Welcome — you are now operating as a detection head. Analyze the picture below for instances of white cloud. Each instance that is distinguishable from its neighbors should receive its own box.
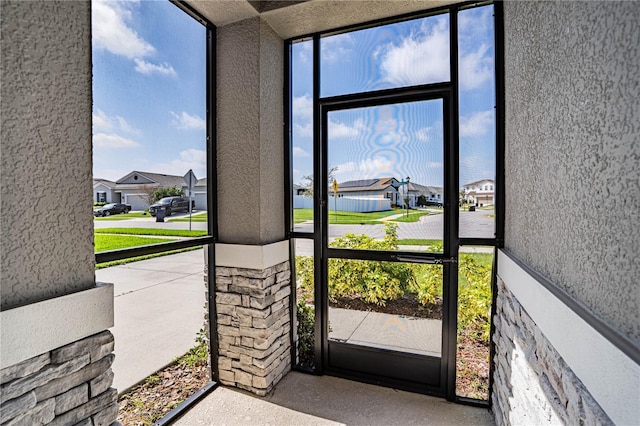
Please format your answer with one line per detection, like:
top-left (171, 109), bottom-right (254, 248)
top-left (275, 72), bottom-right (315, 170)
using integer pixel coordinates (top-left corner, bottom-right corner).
top-left (460, 110), bottom-right (494, 137)
top-left (293, 147), bottom-right (310, 158)
top-left (93, 133), bottom-right (140, 149)
top-left (321, 33), bottom-right (355, 64)
top-left (293, 94), bottom-right (313, 120)
top-left (146, 149), bottom-right (207, 178)
top-left (92, 1), bottom-right (155, 59)
top-left (93, 109), bottom-right (139, 134)
top-left (334, 156), bottom-right (395, 181)
top-left (415, 127), bottom-right (433, 142)
top-left (170, 111), bottom-right (206, 130)
top-left (93, 109), bottom-right (113, 131)
top-left (459, 44), bottom-right (493, 91)
top-left (328, 118), bottom-right (364, 139)
top-left (134, 58), bottom-right (177, 77)
top-left (376, 17), bottom-right (450, 86)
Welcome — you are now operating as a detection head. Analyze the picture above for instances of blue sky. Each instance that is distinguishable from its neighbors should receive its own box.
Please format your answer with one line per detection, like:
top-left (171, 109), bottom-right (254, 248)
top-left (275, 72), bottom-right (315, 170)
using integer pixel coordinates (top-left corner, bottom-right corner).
top-left (92, 2), bottom-right (495, 187)
top-left (291, 5), bottom-right (496, 188)
top-left (92, 0), bottom-right (206, 182)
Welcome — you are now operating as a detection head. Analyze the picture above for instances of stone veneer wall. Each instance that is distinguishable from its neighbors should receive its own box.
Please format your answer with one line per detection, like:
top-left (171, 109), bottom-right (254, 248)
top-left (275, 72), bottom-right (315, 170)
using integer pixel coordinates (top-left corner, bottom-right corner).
top-left (492, 278), bottom-right (612, 425)
top-left (214, 261), bottom-right (291, 396)
top-left (0, 331), bottom-right (117, 426)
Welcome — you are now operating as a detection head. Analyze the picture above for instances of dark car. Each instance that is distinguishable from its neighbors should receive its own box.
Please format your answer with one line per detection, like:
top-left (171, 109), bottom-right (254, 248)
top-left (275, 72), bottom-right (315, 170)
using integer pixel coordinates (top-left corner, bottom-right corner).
top-left (93, 203), bottom-right (131, 217)
top-left (148, 196), bottom-right (193, 217)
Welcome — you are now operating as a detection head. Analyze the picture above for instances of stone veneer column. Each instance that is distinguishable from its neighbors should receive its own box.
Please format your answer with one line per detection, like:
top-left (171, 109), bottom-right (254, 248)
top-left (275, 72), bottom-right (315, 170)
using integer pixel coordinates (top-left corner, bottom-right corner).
top-left (209, 242), bottom-right (291, 395)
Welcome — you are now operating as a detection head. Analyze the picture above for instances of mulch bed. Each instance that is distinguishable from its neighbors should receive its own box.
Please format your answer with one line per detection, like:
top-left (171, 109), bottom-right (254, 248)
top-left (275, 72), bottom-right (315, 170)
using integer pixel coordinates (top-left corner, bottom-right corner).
top-left (117, 362), bottom-right (209, 425)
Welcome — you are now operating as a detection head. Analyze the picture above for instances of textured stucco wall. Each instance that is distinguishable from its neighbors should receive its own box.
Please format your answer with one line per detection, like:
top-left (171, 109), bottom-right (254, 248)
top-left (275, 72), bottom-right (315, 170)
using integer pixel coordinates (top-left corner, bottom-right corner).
top-left (217, 17), bottom-right (285, 245)
top-left (503, 1), bottom-right (640, 344)
top-left (1, 1), bottom-right (95, 309)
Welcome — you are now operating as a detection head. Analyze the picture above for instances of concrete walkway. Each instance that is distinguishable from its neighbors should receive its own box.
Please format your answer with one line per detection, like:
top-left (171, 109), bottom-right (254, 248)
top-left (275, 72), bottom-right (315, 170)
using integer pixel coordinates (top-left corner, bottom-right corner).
top-left (175, 371), bottom-right (495, 425)
top-left (329, 308), bottom-right (442, 357)
top-left (96, 249), bottom-right (206, 393)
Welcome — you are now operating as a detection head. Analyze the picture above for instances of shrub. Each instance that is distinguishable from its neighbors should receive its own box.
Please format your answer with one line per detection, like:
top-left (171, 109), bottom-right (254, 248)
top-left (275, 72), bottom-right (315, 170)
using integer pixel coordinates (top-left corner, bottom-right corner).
top-left (296, 300), bottom-right (315, 368)
top-left (458, 253), bottom-right (493, 343)
top-left (153, 186), bottom-right (183, 202)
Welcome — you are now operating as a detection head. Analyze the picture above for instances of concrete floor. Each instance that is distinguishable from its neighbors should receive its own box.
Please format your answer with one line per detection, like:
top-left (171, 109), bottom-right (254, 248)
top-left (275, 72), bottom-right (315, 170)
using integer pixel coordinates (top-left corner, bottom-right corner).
top-left (175, 372), bottom-right (495, 426)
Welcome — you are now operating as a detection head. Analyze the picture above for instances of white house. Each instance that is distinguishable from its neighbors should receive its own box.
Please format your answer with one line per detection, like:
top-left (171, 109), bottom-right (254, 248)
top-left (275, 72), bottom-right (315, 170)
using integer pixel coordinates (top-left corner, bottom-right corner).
top-left (462, 179), bottom-right (495, 206)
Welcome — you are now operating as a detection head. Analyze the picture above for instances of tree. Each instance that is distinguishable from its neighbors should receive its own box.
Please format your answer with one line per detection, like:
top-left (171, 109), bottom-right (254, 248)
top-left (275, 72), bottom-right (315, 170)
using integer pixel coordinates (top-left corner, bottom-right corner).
top-left (300, 166), bottom-right (338, 197)
top-left (153, 186), bottom-right (183, 202)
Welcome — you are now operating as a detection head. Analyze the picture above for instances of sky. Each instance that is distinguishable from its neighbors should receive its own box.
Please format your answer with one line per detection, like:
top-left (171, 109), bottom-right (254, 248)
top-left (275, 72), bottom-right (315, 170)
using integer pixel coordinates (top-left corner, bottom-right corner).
top-left (291, 5), bottom-right (496, 188)
top-left (92, 0), bottom-right (206, 182)
top-left (92, 2), bottom-right (495, 188)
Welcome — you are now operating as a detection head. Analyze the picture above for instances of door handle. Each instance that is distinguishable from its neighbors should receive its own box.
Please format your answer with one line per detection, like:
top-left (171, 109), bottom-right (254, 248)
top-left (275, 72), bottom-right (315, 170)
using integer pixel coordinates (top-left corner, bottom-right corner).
top-left (394, 255), bottom-right (457, 264)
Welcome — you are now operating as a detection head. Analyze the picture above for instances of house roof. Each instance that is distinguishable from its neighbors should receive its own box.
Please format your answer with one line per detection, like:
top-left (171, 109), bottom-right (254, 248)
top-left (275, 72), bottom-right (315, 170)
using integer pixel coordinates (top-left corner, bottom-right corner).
top-left (116, 171), bottom-right (187, 188)
top-left (463, 178), bottom-right (494, 187)
top-left (336, 177), bottom-right (399, 193)
top-left (408, 182), bottom-right (443, 195)
top-left (93, 179), bottom-right (117, 189)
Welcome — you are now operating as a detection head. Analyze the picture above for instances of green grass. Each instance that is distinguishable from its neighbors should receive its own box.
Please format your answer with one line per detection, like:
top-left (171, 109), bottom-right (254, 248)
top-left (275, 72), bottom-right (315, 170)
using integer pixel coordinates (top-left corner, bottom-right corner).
top-left (96, 247), bottom-right (201, 269)
top-left (94, 212), bottom-right (152, 221)
top-left (94, 234), bottom-right (177, 252)
top-left (389, 211), bottom-right (431, 223)
top-left (397, 239), bottom-right (442, 246)
top-left (168, 213), bottom-right (208, 222)
top-left (95, 228), bottom-right (207, 237)
top-left (294, 208), bottom-right (406, 224)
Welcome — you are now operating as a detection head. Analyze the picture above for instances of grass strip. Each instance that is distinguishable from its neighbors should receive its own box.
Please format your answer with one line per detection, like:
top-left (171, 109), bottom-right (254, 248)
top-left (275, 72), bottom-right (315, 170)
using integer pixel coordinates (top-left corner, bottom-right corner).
top-left (168, 213), bottom-right (208, 222)
top-left (294, 208), bottom-right (404, 224)
top-left (389, 211), bottom-right (431, 223)
top-left (95, 235), bottom-right (177, 252)
top-left (397, 239), bottom-right (442, 246)
top-left (95, 228), bottom-right (207, 237)
top-left (94, 212), bottom-right (152, 221)
top-left (96, 247), bottom-right (202, 269)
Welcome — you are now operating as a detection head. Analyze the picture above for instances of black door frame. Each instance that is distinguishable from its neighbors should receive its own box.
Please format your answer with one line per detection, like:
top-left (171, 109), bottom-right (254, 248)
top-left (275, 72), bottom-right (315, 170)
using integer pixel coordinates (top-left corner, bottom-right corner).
top-left (315, 86), bottom-right (458, 397)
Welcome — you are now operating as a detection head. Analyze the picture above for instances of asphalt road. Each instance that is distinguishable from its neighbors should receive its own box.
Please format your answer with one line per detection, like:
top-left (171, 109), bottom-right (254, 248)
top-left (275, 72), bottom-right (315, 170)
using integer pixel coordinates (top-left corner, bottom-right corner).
top-left (95, 210), bottom-right (495, 240)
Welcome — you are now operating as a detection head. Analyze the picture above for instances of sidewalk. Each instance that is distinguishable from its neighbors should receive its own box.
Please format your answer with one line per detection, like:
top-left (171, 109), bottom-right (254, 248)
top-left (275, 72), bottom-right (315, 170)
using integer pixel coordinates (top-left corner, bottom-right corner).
top-left (96, 249), bottom-right (206, 393)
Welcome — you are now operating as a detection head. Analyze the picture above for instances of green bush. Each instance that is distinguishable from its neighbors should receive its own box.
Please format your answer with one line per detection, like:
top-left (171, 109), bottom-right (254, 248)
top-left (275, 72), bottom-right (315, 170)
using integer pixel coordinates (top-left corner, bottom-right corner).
top-left (153, 186), bottom-right (183, 202)
top-left (296, 301), bottom-right (315, 368)
top-left (458, 254), bottom-right (493, 343)
top-left (94, 202), bottom-right (107, 207)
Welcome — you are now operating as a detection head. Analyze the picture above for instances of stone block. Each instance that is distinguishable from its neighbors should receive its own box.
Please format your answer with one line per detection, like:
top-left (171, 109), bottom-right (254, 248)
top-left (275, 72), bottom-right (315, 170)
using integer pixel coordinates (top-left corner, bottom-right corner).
top-left (48, 388), bottom-right (117, 426)
top-left (3, 397), bottom-right (55, 426)
top-left (250, 294), bottom-right (274, 310)
top-left (236, 306), bottom-right (270, 319)
top-left (74, 419), bottom-right (93, 426)
top-left (0, 391), bottom-right (36, 423)
top-left (51, 331), bottom-right (113, 364)
top-left (241, 337), bottom-right (254, 348)
top-left (218, 370), bottom-right (235, 384)
top-left (89, 369), bottom-right (114, 398)
top-left (218, 325), bottom-right (241, 337)
top-left (218, 357), bottom-right (232, 371)
top-left (232, 275), bottom-right (251, 287)
top-left (90, 340), bottom-right (115, 363)
top-left (1, 354), bottom-right (50, 385)
top-left (233, 370), bottom-right (253, 387)
top-left (91, 401), bottom-right (118, 426)
top-left (273, 286), bottom-right (290, 302)
top-left (238, 314), bottom-right (253, 327)
top-left (217, 293), bottom-right (242, 305)
top-left (1, 354), bottom-right (90, 403)
top-left (217, 314), bottom-right (232, 325)
top-left (242, 295), bottom-right (251, 307)
top-left (54, 383), bottom-right (88, 415)
top-left (34, 354), bottom-right (114, 402)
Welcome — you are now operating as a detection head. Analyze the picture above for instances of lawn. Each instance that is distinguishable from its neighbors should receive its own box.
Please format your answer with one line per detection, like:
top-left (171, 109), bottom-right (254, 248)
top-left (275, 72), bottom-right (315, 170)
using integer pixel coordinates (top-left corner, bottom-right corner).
top-left (389, 210), bottom-right (431, 223)
top-left (168, 213), bottom-right (208, 222)
top-left (397, 238), bottom-right (442, 246)
top-left (293, 209), bottom-right (429, 225)
top-left (95, 228), bottom-right (207, 238)
top-left (94, 212), bottom-right (152, 221)
top-left (94, 234), bottom-right (177, 252)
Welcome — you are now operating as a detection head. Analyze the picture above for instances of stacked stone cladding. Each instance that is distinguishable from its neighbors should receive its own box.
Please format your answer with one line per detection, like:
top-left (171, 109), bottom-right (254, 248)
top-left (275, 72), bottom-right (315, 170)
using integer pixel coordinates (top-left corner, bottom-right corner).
top-left (214, 261), bottom-right (291, 396)
top-left (492, 277), bottom-right (612, 425)
top-left (0, 331), bottom-right (118, 426)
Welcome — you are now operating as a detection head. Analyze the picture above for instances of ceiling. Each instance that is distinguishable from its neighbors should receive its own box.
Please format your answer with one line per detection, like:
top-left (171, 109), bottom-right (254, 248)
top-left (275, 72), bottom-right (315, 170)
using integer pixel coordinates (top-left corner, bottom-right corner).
top-left (183, 0), bottom-right (457, 39)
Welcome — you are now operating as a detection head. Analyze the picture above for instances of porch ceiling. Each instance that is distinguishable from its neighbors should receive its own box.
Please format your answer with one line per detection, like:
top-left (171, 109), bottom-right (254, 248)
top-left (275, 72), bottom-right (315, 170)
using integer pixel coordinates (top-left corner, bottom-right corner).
top-left (183, 0), bottom-right (458, 39)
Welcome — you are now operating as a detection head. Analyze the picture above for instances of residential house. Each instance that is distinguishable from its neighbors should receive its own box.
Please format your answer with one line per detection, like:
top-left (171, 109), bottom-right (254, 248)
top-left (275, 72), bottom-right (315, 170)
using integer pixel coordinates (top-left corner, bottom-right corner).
top-left (462, 179), bottom-right (494, 206)
top-left (93, 171), bottom-right (207, 211)
top-left (335, 178), bottom-right (443, 208)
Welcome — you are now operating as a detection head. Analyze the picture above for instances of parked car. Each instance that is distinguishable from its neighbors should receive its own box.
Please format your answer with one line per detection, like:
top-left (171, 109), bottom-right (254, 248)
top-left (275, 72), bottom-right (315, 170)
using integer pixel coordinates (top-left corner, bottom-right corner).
top-left (148, 196), bottom-right (194, 217)
top-left (417, 198), bottom-right (443, 208)
top-left (93, 203), bottom-right (131, 217)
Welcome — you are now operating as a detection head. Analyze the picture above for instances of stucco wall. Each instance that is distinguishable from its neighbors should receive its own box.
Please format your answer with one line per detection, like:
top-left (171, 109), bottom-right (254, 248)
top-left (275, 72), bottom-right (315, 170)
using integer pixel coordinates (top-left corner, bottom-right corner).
top-left (217, 17), bottom-right (285, 245)
top-left (0, 0), bottom-right (95, 309)
top-left (503, 1), bottom-right (640, 344)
